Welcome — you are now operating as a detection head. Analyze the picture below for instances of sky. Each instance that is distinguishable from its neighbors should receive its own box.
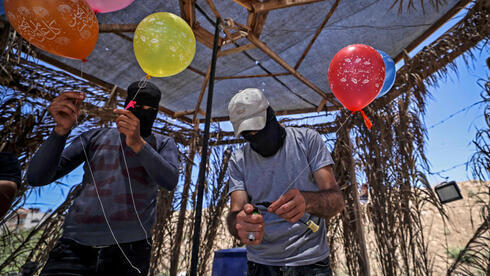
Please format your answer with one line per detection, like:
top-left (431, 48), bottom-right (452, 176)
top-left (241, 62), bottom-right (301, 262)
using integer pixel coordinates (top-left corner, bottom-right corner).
top-left (408, 6), bottom-right (488, 185)
top-left (17, 4), bottom-right (489, 212)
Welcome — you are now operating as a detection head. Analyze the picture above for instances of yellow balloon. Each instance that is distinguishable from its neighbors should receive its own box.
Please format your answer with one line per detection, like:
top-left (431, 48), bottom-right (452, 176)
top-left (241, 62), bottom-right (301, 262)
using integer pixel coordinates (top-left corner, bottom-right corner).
top-left (133, 12), bottom-right (196, 77)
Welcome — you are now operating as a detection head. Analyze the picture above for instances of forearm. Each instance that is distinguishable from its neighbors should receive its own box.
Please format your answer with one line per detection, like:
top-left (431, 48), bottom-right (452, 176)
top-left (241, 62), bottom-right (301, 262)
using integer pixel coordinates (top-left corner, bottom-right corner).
top-left (27, 132), bottom-right (68, 186)
top-left (301, 189), bottom-right (344, 219)
top-left (0, 181), bottom-right (17, 218)
top-left (135, 143), bottom-right (178, 190)
top-left (226, 210), bottom-right (240, 240)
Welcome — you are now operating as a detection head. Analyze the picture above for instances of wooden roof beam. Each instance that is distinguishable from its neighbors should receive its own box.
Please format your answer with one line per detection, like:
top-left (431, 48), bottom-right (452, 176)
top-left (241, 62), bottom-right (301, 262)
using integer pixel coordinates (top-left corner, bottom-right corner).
top-left (187, 66), bottom-right (207, 76)
top-left (206, 0), bottom-right (223, 20)
top-left (192, 63), bottom-right (213, 127)
top-left (246, 11), bottom-right (255, 27)
top-left (199, 105), bottom-right (339, 123)
top-left (174, 110), bottom-right (195, 118)
top-left (180, 0), bottom-right (196, 27)
top-left (246, 10), bottom-right (269, 38)
top-left (251, 11), bottom-right (268, 38)
top-left (215, 72), bottom-right (290, 80)
top-left (193, 23), bottom-right (223, 49)
top-left (36, 52), bottom-right (128, 97)
top-left (244, 7), bottom-right (268, 39)
top-left (232, 0), bottom-right (254, 11)
top-left (247, 34), bottom-right (339, 108)
top-left (253, 0), bottom-right (326, 12)
top-left (217, 43), bottom-right (255, 56)
top-left (393, 0), bottom-right (472, 63)
top-left (295, 0), bottom-right (340, 70)
top-left (33, 53), bottom-right (193, 125)
top-left (99, 23), bottom-right (137, 33)
top-left (113, 32), bottom-right (133, 42)
top-left (174, 109), bottom-right (205, 118)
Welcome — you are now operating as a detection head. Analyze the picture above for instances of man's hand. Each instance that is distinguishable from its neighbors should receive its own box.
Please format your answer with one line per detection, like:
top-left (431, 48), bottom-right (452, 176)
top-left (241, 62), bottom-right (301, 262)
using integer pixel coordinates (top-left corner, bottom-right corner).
top-left (114, 109), bottom-right (146, 153)
top-left (49, 92), bottom-right (85, 136)
top-left (235, 203), bottom-right (265, 245)
top-left (0, 180), bottom-right (17, 219)
top-left (268, 188), bottom-right (306, 223)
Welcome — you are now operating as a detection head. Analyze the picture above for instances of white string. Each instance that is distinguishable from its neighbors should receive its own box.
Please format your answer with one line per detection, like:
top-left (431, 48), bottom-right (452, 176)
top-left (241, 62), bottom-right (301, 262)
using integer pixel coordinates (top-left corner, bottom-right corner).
top-left (256, 113), bottom-right (353, 238)
top-left (115, 76), bottom-right (153, 246)
top-left (73, 64), bottom-right (145, 273)
top-left (125, 77), bottom-right (148, 109)
top-left (118, 134), bottom-right (151, 246)
top-left (75, 118), bottom-right (142, 275)
top-left (117, 75), bottom-right (153, 243)
top-left (279, 112), bottom-right (353, 197)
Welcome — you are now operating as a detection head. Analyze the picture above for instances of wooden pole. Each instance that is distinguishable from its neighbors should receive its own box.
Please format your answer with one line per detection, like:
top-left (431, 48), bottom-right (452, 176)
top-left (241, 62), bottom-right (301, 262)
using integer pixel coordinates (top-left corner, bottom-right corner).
top-left (169, 135), bottom-right (198, 276)
top-left (342, 125), bottom-right (371, 276)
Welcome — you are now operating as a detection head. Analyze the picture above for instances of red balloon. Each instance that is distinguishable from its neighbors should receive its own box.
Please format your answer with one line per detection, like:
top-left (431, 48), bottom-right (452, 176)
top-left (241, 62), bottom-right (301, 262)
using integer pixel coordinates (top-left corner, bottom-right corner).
top-left (328, 44), bottom-right (385, 112)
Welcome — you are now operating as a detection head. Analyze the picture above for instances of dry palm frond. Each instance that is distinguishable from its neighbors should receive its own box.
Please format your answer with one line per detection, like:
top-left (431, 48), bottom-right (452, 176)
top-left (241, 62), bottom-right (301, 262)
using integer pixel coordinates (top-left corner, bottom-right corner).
top-left (390, 0), bottom-right (446, 14)
top-left (447, 187), bottom-right (489, 275)
top-left (447, 76), bottom-right (489, 276)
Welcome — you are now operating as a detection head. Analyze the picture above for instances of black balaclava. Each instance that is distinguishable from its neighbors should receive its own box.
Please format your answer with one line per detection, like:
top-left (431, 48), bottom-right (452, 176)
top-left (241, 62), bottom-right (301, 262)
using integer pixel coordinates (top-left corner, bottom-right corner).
top-left (0, 152), bottom-right (21, 188)
top-left (125, 81), bottom-right (161, 138)
top-left (242, 106), bottom-right (286, 157)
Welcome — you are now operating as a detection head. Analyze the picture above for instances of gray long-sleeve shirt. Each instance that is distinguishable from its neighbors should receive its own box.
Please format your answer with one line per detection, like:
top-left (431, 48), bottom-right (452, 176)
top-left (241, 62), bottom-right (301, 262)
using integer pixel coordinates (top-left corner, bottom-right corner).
top-left (27, 128), bottom-right (179, 246)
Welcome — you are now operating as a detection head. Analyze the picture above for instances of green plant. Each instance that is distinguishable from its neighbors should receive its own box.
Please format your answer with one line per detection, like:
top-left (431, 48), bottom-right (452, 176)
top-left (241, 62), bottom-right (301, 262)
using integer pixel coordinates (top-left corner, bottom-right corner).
top-left (447, 247), bottom-right (474, 264)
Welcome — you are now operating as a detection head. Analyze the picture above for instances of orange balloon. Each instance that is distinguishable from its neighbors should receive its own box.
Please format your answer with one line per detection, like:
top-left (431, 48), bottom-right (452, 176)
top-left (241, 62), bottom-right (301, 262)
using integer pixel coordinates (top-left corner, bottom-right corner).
top-left (4, 0), bottom-right (99, 60)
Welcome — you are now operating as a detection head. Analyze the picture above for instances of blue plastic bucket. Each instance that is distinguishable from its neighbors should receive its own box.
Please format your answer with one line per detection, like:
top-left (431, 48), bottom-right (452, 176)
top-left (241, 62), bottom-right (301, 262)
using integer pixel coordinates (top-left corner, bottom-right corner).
top-left (212, 247), bottom-right (247, 276)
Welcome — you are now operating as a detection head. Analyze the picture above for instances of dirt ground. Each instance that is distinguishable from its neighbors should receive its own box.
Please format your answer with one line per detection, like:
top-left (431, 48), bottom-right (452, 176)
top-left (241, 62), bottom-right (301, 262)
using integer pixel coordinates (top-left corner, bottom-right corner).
top-left (334, 180), bottom-right (489, 275)
top-left (169, 181), bottom-right (488, 275)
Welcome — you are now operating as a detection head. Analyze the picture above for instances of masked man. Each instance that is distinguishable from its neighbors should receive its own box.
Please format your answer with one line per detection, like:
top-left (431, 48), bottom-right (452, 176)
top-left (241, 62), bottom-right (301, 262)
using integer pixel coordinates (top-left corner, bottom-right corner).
top-left (27, 82), bottom-right (179, 275)
top-left (226, 88), bottom-right (344, 276)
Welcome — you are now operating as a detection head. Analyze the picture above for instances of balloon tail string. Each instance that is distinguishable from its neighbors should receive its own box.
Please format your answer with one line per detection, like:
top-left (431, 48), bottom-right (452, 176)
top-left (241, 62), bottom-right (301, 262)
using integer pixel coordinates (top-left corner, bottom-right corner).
top-left (360, 110), bottom-right (372, 129)
top-left (124, 75), bottom-right (149, 110)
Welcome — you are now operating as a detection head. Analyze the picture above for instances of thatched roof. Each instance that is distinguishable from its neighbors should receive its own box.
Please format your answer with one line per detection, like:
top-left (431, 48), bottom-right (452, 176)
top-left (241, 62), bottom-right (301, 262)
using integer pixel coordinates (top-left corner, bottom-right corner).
top-left (8, 0), bottom-right (469, 122)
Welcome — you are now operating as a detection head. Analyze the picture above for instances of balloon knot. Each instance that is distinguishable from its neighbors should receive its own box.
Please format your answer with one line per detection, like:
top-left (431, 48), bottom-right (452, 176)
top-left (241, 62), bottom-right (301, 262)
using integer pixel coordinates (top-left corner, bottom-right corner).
top-left (145, 74), bottom-right (151, 80)
top-left (360, 110), bottom-right (372, 130)
top-left (82, 58), bottom-right (88, 63)
top-left (93, 9), bottom-right (100, 14)
top-left (125, 100), bottom-right (137, 110)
